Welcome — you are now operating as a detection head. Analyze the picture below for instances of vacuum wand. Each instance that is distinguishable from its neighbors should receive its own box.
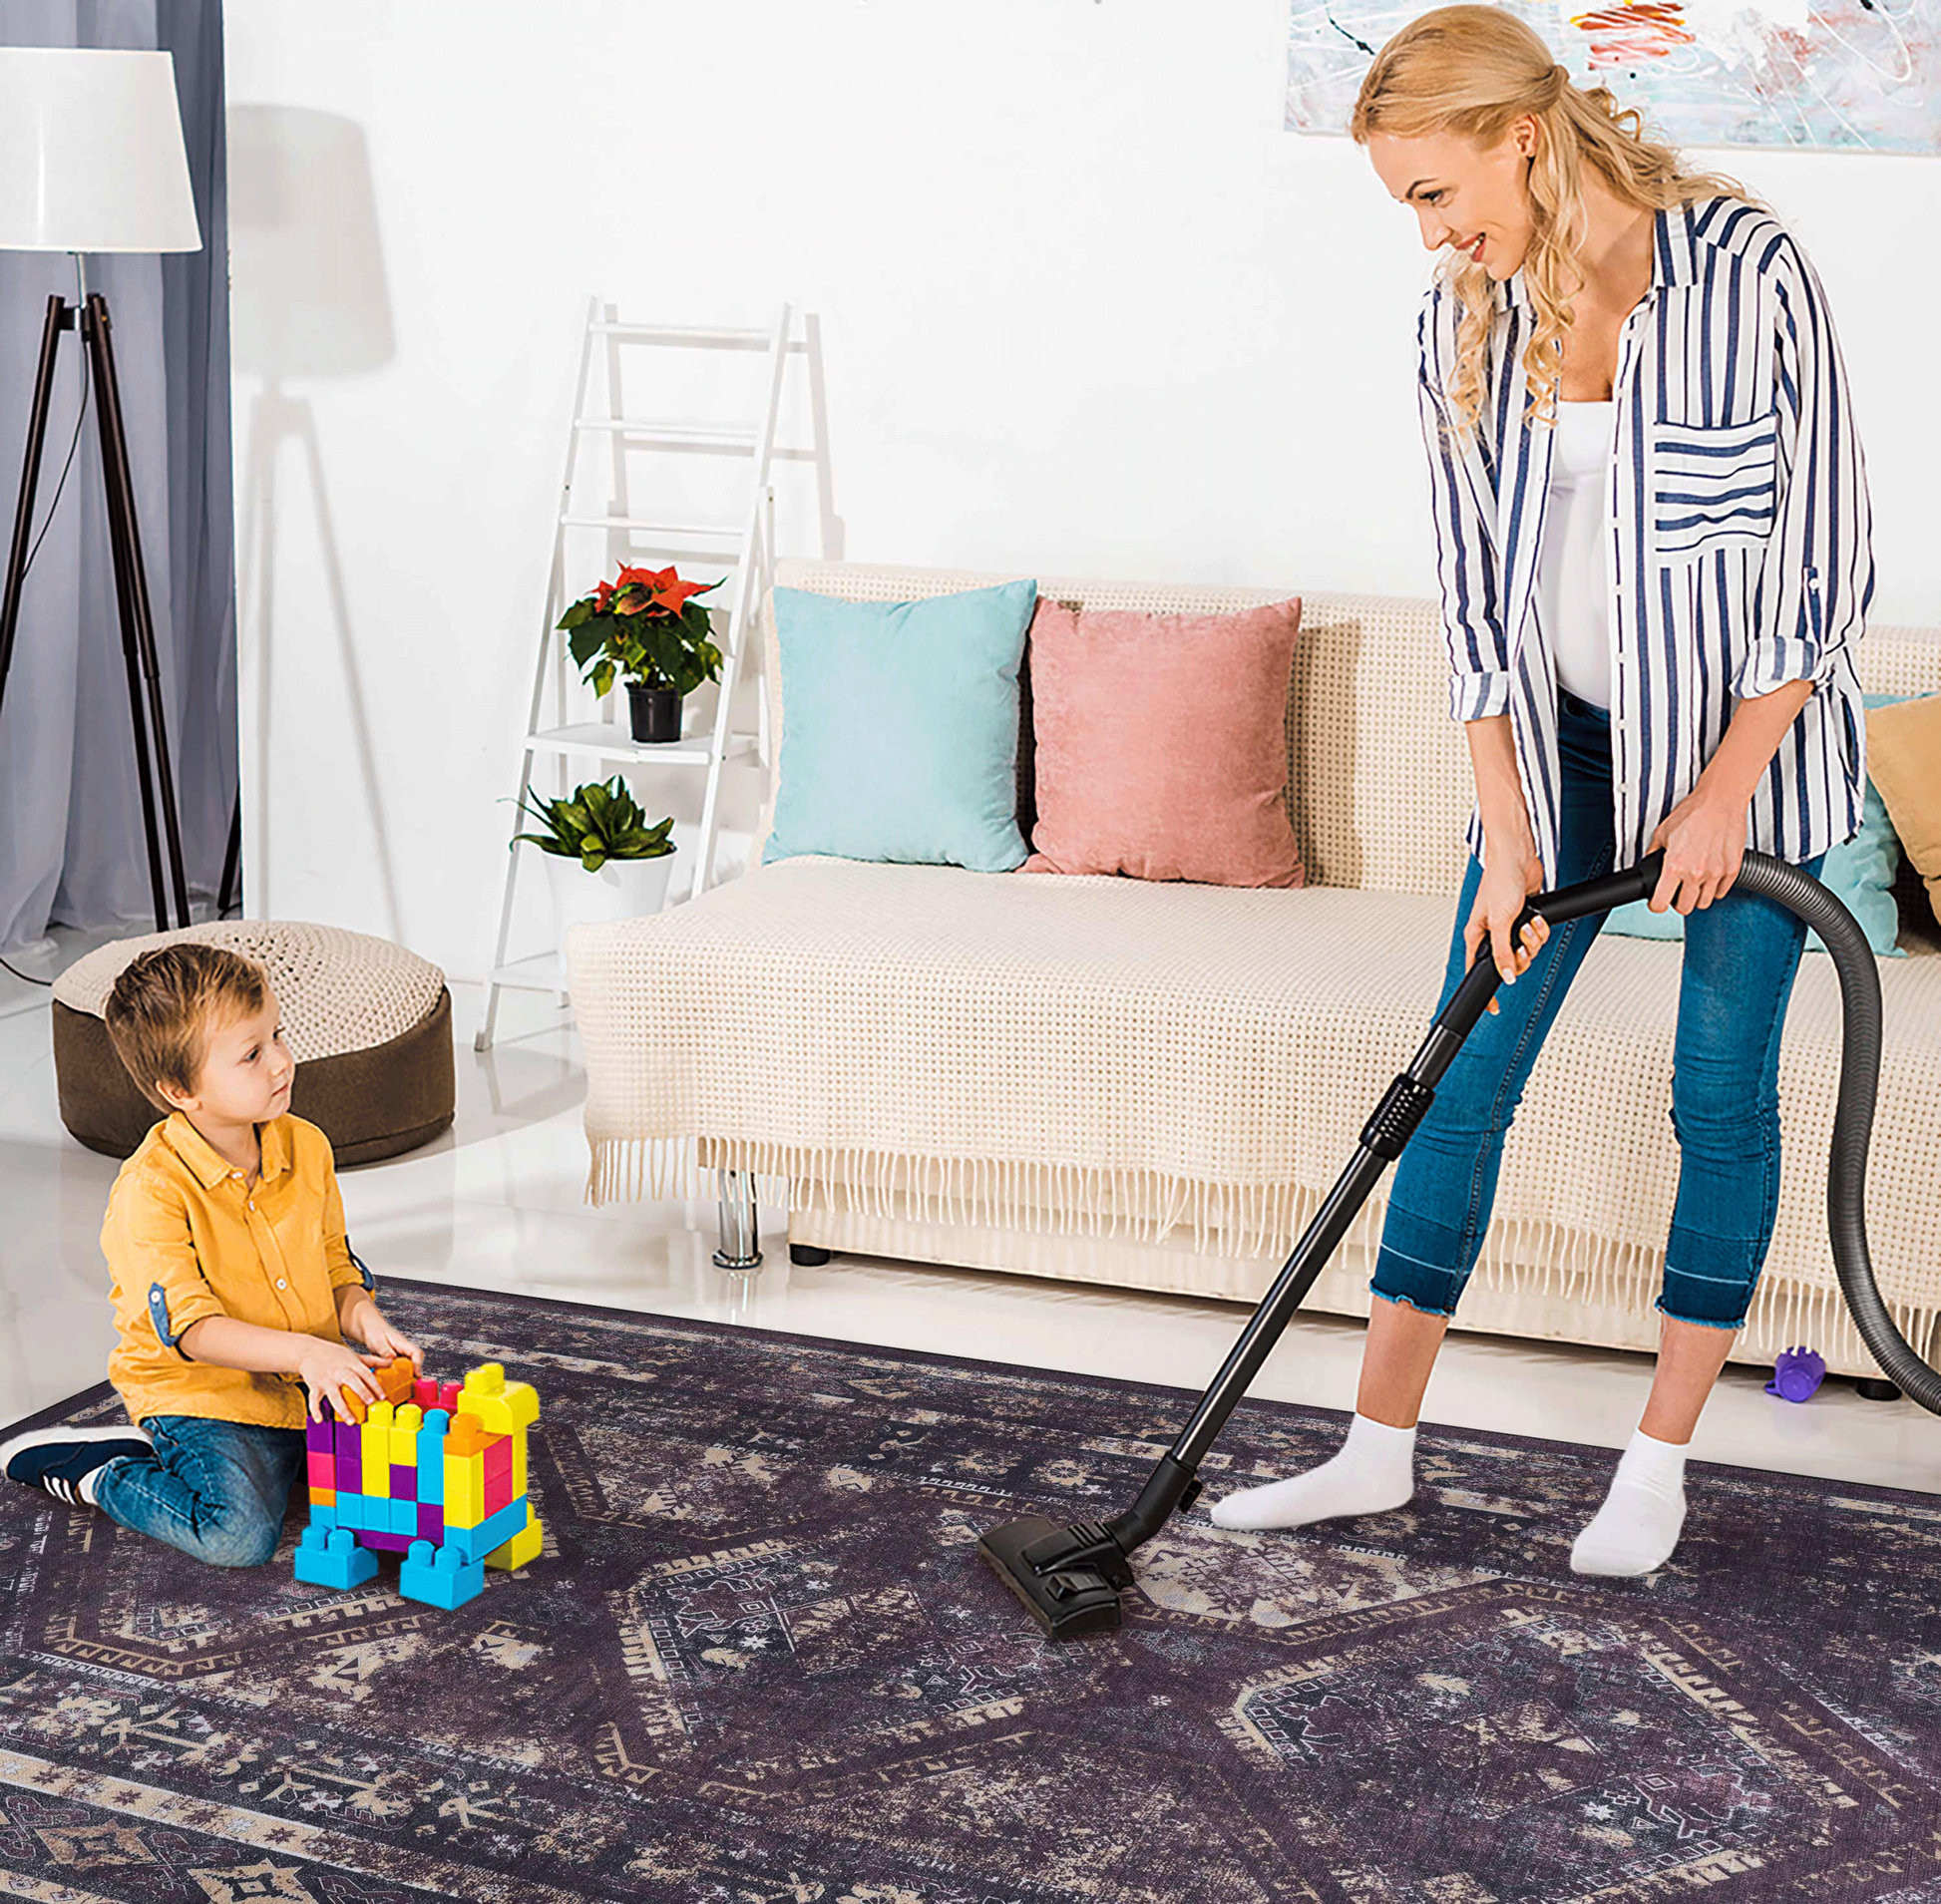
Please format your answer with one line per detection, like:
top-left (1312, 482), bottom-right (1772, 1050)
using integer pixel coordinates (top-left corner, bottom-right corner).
top-left (980, 846), bottom-right (1920, 1639)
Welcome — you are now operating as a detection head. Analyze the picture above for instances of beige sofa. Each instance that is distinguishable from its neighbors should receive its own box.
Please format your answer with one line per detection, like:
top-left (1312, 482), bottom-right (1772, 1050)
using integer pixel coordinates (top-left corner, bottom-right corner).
top-left (566, 560), bottom-right (1941, 1382)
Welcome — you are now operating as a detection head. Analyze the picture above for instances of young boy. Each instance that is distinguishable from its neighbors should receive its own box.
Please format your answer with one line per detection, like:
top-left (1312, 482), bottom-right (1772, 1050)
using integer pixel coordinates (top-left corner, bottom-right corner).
top-left (0, 942), bottom-right (423, 1566)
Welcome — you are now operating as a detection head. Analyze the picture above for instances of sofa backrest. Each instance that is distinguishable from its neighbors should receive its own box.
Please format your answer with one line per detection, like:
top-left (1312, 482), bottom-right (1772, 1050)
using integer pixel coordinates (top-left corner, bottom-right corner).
top-left (753, 561), bottom-right (1941, 918)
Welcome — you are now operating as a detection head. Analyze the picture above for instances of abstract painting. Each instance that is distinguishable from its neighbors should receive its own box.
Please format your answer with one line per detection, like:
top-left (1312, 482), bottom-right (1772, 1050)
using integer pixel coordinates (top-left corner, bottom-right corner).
top-left (1288, 0), bottom-right (1940, 152)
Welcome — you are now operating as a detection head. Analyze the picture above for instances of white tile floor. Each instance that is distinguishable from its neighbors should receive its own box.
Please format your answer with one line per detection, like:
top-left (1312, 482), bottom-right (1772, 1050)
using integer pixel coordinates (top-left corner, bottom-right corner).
top-left (3, 922), bottom-right (1936, 1500)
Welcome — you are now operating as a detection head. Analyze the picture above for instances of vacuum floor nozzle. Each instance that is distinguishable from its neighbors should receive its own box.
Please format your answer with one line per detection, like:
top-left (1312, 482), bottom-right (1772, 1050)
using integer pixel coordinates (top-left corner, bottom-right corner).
top-left (977, 1516), bottom-right (1126, 1638)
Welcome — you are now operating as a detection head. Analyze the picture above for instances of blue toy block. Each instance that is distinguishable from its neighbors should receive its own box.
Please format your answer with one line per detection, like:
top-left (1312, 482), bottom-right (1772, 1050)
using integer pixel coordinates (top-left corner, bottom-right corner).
top-left (309, 1502), bottom-right (339, 1529)
top-left (390, 1499), bottom-right (416, 1535)
top-left (448, 1497), bottom-right (530, 1564)
top-left (337, 1493), bottom-right (365, 1531)
top-left (416, 1413), bottom-right (448, 1503)
top-left (398, 1536), bottom-right (485, 1610)
top-left (294, 1524), bottom-right (380, 1592)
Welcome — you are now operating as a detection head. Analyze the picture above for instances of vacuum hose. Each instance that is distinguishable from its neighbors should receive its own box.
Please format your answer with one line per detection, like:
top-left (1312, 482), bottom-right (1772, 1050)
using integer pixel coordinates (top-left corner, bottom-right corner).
top-left (1530, 846), bottom-right (1937, 1413)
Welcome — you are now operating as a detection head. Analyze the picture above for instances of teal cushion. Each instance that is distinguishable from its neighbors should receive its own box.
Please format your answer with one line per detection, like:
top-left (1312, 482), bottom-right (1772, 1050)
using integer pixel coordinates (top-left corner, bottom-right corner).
top-left (761, 578), bottom-right (1037, 873)
top-left (1604, 691), bottom-right (1908, 957)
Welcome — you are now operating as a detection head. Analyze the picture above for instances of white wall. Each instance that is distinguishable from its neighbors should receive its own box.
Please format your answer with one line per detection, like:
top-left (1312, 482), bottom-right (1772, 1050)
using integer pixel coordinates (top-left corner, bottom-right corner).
top-left (225, 1), bottom-right (1941, 993)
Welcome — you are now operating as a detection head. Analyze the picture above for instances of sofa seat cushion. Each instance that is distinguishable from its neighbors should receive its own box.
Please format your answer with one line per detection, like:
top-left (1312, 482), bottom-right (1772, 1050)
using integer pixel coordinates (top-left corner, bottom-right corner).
top-left (52, 921), bottom-right (455, 1166)
top-left (569, 858), bottom-right (1941, 1319)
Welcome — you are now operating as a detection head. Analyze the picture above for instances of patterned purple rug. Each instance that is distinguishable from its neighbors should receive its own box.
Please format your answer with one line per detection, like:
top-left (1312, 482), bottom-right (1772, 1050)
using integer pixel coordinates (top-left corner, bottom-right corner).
top-left (3, 1276), bottom-right (1940, 1903)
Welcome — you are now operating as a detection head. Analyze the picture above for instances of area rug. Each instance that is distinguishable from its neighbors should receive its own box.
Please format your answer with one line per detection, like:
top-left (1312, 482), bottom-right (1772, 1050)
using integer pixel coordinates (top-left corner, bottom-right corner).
top-left (2, 1277), bottom-right (1940, 1903)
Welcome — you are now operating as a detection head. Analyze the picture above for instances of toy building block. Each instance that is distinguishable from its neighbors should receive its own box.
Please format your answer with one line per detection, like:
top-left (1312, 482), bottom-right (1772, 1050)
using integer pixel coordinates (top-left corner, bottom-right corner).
top-left (415, 1412), bottom-right (448, 1503)
top-left (458, 1362), bottom-right (539, 1437)
top-left (486, 1502), bottom-right (544, 1572)
top-left (399, 1537), bottom-right (485, 1610)
top-left (294, 1524), bottom-right (379, 1591)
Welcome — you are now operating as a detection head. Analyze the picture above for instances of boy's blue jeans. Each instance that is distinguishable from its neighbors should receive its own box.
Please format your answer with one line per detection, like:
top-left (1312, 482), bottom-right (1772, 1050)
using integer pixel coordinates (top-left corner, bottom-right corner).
top-left (91, 1414), bottom-right (305, 1567)
top-left (1371, 685), bottom-right (1827, 1333)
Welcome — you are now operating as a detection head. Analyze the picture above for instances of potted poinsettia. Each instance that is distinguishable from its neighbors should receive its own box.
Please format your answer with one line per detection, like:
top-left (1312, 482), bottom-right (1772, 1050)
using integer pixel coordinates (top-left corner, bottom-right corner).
top-left (510, 775), bottom-right (679, 947)
top-left (558, 561), bottom-right (726, 742)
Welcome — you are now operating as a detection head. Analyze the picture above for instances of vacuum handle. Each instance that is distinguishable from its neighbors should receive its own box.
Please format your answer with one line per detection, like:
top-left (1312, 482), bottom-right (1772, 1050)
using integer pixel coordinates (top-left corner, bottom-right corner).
top-left (1470, 847), bottom-right (1665, 969)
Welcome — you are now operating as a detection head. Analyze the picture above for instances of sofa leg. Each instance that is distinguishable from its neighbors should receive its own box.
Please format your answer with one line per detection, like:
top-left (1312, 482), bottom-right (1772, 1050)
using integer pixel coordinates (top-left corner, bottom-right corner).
top-left (1854, 1377), bottom-right (1902, 1402)
top-left (790, 1244), bottom-right (831, 1268)
top-left (713, 1169), bottom-right (761, 1271)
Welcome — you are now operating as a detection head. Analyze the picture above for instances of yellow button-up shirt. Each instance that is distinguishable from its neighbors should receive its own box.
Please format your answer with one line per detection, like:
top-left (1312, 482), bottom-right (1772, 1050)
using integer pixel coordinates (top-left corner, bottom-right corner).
top-left (102, 1111), bottom-right (375, 1431)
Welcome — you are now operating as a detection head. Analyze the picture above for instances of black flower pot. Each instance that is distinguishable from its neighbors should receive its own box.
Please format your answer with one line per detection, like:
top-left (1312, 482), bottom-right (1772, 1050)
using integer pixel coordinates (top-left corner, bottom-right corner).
top-left (626, 683), bottom-right (682, 743)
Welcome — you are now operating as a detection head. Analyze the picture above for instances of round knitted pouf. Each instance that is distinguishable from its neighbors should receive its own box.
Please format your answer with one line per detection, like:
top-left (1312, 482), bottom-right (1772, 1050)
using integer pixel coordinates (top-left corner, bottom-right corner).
top-left (51, 921), bottom-right (455, 1165)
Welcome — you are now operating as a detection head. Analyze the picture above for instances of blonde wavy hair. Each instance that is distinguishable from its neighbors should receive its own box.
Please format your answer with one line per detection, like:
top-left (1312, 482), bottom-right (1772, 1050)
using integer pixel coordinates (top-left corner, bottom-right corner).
top-left (1350, 6), bottom-right (1771, 450)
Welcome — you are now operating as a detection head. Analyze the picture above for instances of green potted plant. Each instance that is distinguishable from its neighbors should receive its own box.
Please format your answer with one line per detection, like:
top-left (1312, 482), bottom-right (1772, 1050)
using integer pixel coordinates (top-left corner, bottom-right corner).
top-left (558, 562), bottom-right (726, 742)
top-left (510, 775), bottom-right (680, 945)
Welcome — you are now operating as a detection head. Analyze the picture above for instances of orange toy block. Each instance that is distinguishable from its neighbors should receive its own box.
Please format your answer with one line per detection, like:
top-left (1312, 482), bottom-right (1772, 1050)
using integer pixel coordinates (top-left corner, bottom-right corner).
top-left (374, 1355), bottom-right (417, 1405)
top-left (445, 1412), bottom-right (489, 1458)
top-left (308, 1487), bottom-right (336, 1506)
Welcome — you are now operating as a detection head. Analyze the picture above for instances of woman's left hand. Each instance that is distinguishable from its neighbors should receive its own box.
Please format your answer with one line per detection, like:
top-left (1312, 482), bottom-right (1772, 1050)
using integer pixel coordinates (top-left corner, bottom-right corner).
top-left (1647, 786), bottom-right (1749, 915)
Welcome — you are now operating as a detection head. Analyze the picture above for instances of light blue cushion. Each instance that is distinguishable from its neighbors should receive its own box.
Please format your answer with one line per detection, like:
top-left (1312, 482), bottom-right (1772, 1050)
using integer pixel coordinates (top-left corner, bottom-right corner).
top-left (761, 578), bottom-right (1037, 873)
top-left (1603, 691), bottom-right (1908, 957)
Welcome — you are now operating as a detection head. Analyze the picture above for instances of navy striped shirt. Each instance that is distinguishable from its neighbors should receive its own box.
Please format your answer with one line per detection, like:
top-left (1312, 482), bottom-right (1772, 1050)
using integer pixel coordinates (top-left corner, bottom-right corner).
top-left (1417, 193), bottom-right (1874, 890)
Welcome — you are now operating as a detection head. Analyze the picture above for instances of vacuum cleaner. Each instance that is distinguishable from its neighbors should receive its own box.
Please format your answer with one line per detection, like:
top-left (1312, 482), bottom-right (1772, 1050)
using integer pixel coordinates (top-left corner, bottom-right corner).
top-left (980, 846), bottom-right (1937, 1639)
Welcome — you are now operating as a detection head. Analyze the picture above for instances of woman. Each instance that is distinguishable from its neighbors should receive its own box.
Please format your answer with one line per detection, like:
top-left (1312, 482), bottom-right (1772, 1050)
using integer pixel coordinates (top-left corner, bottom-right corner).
top-left (1212, 6), bottom-right (1874, 1576)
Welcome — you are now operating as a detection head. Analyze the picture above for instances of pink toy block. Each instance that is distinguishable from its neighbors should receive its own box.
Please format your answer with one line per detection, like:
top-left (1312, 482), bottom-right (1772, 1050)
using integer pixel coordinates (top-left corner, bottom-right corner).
top-left (438, 1380), bottom-right (462, 1412)
top-left (482, 1434), bottom-right (512, 1480)
top-left (483, 1466), bottom-right (513, 1516)
top-left (306, 1452), bottom-right (335, 1486)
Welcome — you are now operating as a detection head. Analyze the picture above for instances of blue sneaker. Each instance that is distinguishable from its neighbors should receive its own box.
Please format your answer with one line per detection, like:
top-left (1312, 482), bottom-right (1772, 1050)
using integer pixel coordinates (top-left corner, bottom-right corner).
top-left (0, 1424), bottom-right (153, 1507)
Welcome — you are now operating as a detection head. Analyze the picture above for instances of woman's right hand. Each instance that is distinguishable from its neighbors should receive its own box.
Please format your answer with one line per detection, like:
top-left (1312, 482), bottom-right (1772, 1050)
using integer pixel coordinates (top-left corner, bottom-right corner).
top-left (294, 1337), bottom-right (387, 1422)
top-left (1463, 840), bottom-right (1551, 1015)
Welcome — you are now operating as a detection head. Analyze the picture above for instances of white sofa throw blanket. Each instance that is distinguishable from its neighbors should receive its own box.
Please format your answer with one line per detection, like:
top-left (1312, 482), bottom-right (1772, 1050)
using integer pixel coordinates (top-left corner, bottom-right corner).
top-left (569, 855), bottom-right (1941, 1353)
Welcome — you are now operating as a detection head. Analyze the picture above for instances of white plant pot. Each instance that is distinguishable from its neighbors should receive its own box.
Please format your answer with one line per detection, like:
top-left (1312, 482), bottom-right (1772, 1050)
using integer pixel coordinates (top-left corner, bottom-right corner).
top-left (543, 851), bottom-right (677, 955)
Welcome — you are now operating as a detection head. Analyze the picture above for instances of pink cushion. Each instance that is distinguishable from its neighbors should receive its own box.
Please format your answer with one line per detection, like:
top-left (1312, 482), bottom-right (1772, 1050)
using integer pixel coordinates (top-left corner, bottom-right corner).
top-left (1017, 596), bottom-right (1306, 887)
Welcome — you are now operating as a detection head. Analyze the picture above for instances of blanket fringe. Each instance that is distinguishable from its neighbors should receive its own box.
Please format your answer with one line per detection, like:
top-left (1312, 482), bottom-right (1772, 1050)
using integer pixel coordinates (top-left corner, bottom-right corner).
top-left (582, 1134), bottom-right (1933, 1363)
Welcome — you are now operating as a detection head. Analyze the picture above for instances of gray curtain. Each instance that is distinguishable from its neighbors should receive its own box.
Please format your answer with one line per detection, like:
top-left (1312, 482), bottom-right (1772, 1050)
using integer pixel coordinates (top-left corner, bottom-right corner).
top-left (0, 0), bottom-right (236, 952)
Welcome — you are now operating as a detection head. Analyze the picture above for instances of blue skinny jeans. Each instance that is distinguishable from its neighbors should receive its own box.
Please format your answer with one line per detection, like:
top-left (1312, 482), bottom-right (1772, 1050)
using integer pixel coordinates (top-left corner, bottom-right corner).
top-left (91, 1414), bottom-right (305, 1568)
top-left (1370, 685), bottom-right (1826, 1333)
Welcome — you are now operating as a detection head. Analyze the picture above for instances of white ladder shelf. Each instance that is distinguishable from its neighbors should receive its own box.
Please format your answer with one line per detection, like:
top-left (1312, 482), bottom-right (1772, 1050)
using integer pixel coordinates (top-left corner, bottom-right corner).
top-left (475, 298), bottom-right (833, 1052)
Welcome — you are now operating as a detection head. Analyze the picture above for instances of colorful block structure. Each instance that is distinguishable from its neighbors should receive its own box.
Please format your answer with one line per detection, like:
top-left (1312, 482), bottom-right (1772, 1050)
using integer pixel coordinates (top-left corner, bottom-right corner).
top-left (292, 1355), bottom-right (543, 1609)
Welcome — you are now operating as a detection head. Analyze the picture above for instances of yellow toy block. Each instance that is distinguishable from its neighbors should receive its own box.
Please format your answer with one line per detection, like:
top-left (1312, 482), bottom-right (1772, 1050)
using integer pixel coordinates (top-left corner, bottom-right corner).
top-left (512, 1431), bottom-right (526, 1499)
top-left (444, 1452), bottom-right (484, 1527)
top-left (361, 1403), bottom-right (392, 1496)
top-left (458, 1361), bottom-right (540, 1436)
top-left (390, 1402), bottom-right (422, 1464)
top-left (485, 1504), bottom-right (543, 1572)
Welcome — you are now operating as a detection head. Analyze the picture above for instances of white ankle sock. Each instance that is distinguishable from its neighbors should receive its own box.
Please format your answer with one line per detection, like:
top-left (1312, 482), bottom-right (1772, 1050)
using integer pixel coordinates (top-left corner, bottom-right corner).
top-left (1570, 1427), bottom-right (1688, 1577)
top-left (1210, 1411), bottom-right (1416, 1531)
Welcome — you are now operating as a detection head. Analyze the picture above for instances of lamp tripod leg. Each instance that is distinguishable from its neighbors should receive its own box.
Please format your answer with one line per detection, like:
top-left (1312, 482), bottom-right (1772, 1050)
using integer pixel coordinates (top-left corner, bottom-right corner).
top-left (85, 292), bottom-right (190, 933)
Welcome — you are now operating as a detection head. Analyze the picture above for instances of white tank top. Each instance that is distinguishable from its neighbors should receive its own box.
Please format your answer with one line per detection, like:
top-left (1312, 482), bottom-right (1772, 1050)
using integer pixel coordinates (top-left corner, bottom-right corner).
top-left (1536, 398), bottom-right (1616, 710)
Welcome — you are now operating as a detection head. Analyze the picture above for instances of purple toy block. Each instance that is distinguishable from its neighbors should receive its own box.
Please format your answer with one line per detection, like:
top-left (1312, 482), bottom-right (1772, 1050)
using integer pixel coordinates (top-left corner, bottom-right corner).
top-left (305, 1418), bottom-right (333, 1453)
top-left (390, 1464), bottom-right (418, 1501)
top-left (334, 1455), bottom-right (361, 1492)
top-left (417, 1504), bottom-right (444, 1543)
top-left (333, 1423), bottom-right (360, 1458)
top-left (361, 1530), bottom-right (416, 1553)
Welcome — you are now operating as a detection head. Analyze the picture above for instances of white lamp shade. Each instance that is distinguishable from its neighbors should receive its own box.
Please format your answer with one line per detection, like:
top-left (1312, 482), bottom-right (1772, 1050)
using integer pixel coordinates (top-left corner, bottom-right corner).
top-left (0, 48), bottom-right (200, 252)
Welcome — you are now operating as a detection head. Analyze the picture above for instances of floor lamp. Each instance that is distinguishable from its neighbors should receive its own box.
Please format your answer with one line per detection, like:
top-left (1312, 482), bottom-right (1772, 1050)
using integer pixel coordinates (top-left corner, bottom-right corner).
top-left (0, 48), bottom-right (204, 936)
